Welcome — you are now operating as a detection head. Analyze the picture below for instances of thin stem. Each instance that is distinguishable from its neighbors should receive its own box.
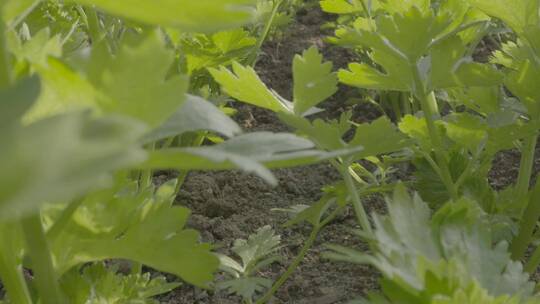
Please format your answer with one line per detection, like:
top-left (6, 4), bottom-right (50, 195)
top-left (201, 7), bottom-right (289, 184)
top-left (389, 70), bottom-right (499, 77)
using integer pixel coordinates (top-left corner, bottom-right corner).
top-left (341, 165), bottom-right (373, 235)
top-left (510, 133), bottom-right (539, 259)
top-left (174, 133), bottom-right (206, 195)
top-left (139, 143), bottom-right (156, 190)
top-left (139, 169), bottom-right (153, 190)
top-left (247, 0), bottom-right (284, 66)
top-left (84, 7), bottom-right (102, 44)
top-left (47, 198), bottom-right (85, 240)
top-left (254, 227), bottom-right (319, 304)
top-left (131, 262), bottom-right (143, 275)
top-left (401, 92), bottom-right (412, 116)
top-left (22, 213), bottom-right (65, 304)
top-left (134, 143), bottom-right (156, 275)
top-left (424, 91), bottom-right (440, 119)
top-left (348, 166), bottom-right (369, 186)
top-left (359, 0), bottom-right (375, 30)
top-left (0, 19), bottom-right (13, 88)
top-left (0, 259), bottom-right (32, 304)
top-left (419, 150), bottom-right (445, 182)
top-left (511, 182), bottom-right (540, 260)
top-left (429, 20), bottom-right (488, 49)
top-left (255, 206), bottom-right (343, 304)
top-left (525, 244), bottom-right (540, 274)
top-left (390, 95), bottom-right (403, 121)
top-left (516, 134), bottom-right (537, 196)
top-left (0, 223), bottom-right (32, 304)
top-left (411, 65), bottom-right (457, 200)
top-left (455, 151), bottom-right (480, 190)
top-left (174, 170), bottom-right (189, 196)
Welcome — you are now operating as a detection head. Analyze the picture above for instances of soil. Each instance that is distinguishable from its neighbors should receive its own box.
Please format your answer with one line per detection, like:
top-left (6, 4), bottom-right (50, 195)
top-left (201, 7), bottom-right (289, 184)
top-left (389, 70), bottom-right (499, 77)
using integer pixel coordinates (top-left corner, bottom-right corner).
top-left (159, 6), bottom-right (539, 304)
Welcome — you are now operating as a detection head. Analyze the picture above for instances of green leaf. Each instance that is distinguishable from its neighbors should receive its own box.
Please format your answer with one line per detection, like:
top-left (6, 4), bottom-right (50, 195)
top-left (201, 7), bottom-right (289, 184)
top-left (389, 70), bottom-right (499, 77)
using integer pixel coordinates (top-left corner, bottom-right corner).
top-left (49, 180), bottom-right (219, 287)
top-left (10, 28), bottom-right (63, 67)
top-left (338, 61), bottom-right (412, 91)
top-left (446, 86), bottom-right (502, 115)
top-left (278, 112), bottom-right (350, 151)
top-left (320, 0), bottom-right (367, 14)
top-left (217, 277), bottom-right (272, 301)
top-left (379, 0), bottom-right (430, 14)
top-left (415, 152), bottom-right (469, 207)
top-left (23, 59), bottom-right (99, 123)
top-left (60, 262), bottom-right (179, 304)
top-left (72, 0), bottom-right (257, 33)
top-left (141, 132), bottom-right (359, 185)
top-left (430, 37), bottom-right (503, 90)
top-left (212, 28), bottom-right (257, 54)
top-left (180, 29), bottom-right (256, 77)
top-left (284, 195), bottom-right (334, 228)
top-left (217, 226), bottom-right (280, 301)
top-left (0, 76), bottom-right (40, 128)
top-left (293, 46), bottom-right (338, 115)
top-left (491, 40), bottom-right (540, 118)
top-left (444, 113), bottom-right (488, 153)
top-left (433, 202), bottom-right (532, 297)
top-left (86, 32), bottom-right (188, 127)
top-left (2, 0), bottom-right (40, 24)
top-left (505, 60), bottom-right (540, 119)
top-left (142, 95), bottom-right (242, 143)
top-left (398, 115), bottom-right (435, 151)
top-left (25, 33), bottom-right (189, 126)
top-left (337, 2), bottom-right (498, 92)
top-left (0, 77), bottom-right (146, 219)
top-left (209, 61), bottom-right (291, 113)
top-left (432, 283), bottom-right (527, 304)
top-left (232, 226), bottom-right (281, 274)
top-left (351, 117), bottom-right (410, 158)
top-left (326, 185), bottom-right (536, 302)
top-left (470, 0), bottom-right (539, 34)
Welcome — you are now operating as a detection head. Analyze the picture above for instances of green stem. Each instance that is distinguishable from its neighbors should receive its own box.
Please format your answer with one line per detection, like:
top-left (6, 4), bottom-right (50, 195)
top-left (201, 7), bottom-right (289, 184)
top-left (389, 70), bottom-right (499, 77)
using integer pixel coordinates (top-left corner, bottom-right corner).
top-left (0, 223), bottom-right (32, 304)
top-left (348, 166), bottom-right (369, 186)
top-left (255, 206), bottom-right (343, 304)
top-left (401, 92), bottom-right (412, 116)
top-left (47, 198), bottom-right (84, 240)
top-left (247, 0), bottom-right (284, 66)
top-left (411, 65), bottom-right (457, 200)
top-left (84, 7), bottom-right (102, 44)
top-left (255, 228), bottom-right (319, 304)
top-left (22, 213), bottom-right (65, 304)
top-left (140, 169), bottom-right (153, 189)
top-left (0, 18), bottom-right (13, 88)
top-left (131, 262), bottom-right (143, 275)
top-left (139, 143), bottom-right (156, 190)
top-left (390, 93), bottom-right (403, 121)
top-left (174, 170), bottom-right (189, 196)
top-left (525, 244), bottom-right (540, 274)
top-left (0, 259), bottom-right (32, 304)
top-left (424, 91), bottom-right (440, 119)
top-left (455, 151), bottom-right (480, 191)
top-left (173, 133), bottom-right (206, 195)
top-left (511, 182), bottom-right (540, 260)
top-left (134, 144), bottom-right (157, 275)
top-left (341, 164), bottom-right (373, 235)
top-left (516, 134), bottom-right (537, 196)
top-left (359, 0), bottom-right (375, 30)
top-left (510, 133), bottom-right (538, 259)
